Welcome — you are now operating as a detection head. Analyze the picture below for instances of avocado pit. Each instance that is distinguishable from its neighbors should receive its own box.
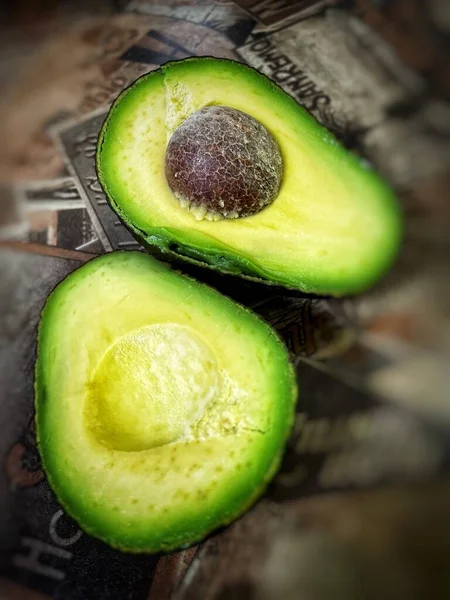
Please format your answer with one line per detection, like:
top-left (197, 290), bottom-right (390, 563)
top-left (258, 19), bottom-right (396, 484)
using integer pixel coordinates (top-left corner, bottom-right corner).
top-left (165, 106), bottom-right (283, 220)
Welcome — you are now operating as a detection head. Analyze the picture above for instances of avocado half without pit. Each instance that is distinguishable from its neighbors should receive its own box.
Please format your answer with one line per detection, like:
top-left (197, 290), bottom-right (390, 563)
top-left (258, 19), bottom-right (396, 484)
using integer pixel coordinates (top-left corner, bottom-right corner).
top-left (97, 57), bottom-right (402, 296)
top-left (35, 251), bottom-right (296, 553)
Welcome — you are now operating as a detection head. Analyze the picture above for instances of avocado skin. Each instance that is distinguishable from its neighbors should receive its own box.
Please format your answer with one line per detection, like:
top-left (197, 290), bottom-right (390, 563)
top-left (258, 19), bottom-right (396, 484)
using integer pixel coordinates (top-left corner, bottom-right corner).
top-left (35, 251), bottom-right (297, 553)
top-left (97, 57), bottom-right (402, 296)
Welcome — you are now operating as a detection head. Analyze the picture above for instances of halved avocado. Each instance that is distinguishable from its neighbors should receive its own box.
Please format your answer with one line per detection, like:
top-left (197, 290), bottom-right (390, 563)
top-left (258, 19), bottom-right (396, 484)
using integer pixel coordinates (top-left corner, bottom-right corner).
top-left (35, 251), bottom-right (296, 553)
top-left (97, 57), bottom-right (402, 296)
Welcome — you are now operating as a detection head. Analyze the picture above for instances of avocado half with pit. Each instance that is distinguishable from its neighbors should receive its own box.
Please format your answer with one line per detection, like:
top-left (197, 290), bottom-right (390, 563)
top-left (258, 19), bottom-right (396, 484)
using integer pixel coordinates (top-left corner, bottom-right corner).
top-left (35, 251), bottom-right (296, 553)
top-left (97, 57), bottom-right (402, 296)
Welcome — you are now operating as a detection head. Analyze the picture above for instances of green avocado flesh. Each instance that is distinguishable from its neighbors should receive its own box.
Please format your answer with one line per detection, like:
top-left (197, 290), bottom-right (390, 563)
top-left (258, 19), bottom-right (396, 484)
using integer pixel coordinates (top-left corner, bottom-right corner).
top-left (97, 57), bottom-right (402, 296)
top-left (35, 251), bottom-right (296, 552)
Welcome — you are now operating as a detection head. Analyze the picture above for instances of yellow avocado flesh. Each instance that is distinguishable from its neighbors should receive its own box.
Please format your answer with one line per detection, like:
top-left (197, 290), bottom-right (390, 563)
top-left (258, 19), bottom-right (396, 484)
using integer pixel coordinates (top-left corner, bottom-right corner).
top-left (97, 58), bottom-right (402, 295)
top-left (35, 252), bottom-right (296, 552)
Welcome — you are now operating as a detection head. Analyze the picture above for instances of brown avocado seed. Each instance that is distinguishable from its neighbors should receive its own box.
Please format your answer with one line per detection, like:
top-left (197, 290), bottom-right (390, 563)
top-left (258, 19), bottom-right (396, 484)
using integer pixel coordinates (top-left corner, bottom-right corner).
top-left (165, 106), bottom-right (283, 220)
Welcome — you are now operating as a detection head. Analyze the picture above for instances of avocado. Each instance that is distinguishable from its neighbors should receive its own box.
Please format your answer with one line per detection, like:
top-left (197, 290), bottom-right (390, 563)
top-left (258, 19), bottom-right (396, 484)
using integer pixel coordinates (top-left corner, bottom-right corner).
top-left (97, 57), bottom-right (402, 296)
top-left (35, 251), bottom-right (296, 553)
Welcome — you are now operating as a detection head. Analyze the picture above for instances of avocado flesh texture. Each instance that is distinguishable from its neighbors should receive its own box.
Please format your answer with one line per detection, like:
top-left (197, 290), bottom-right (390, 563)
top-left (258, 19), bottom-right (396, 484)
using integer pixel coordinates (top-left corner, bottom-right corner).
top-left (97, 57), bottom-right (402, 296)
top-left (35, 251), bottom-right (296, 552)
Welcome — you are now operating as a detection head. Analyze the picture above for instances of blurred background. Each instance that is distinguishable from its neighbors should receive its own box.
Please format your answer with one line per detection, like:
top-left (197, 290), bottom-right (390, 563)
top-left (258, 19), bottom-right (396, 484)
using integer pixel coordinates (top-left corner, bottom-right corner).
top-left (1, 1), bottom-right (450, 599)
